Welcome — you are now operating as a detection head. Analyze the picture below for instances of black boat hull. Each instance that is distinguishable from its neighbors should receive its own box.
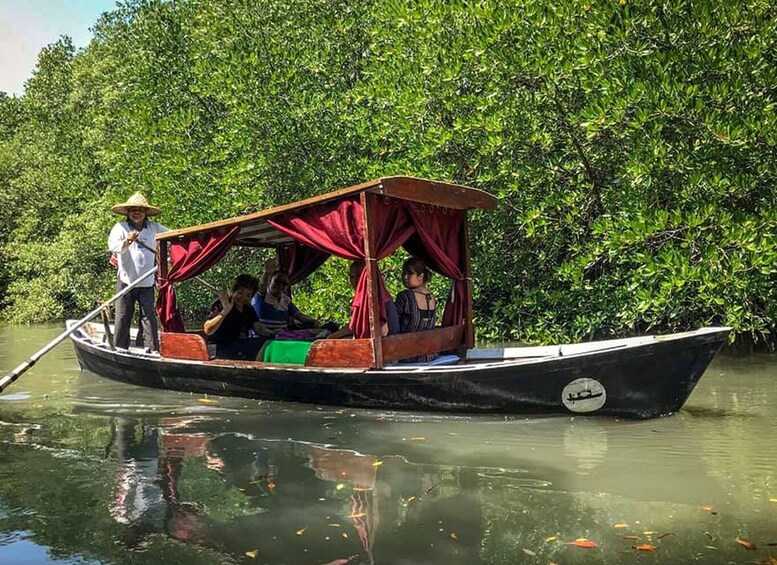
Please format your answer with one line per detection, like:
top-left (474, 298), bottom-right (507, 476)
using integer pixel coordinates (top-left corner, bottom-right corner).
top-left (70, 327), bottom-right (728, 419)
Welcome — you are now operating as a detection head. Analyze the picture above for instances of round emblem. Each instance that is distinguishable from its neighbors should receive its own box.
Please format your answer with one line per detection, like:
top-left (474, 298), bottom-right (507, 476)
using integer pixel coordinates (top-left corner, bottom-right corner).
top-left (562, 378), bottom-right (606, 413)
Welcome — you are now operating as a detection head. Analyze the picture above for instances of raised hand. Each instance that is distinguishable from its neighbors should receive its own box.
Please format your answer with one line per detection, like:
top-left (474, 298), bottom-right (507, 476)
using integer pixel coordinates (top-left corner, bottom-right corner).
top-left (217, 291), bottom-right (233, 314)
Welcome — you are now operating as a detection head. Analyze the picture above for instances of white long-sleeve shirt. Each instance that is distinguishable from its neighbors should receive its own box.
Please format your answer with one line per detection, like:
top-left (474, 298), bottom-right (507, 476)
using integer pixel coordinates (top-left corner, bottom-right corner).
top-left (108, 220), bottom-right (169, 287)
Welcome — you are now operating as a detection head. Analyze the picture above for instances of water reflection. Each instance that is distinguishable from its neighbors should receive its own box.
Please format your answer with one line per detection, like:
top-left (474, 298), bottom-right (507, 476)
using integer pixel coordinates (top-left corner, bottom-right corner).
top-left (100, 415), bottom-right (487, 563)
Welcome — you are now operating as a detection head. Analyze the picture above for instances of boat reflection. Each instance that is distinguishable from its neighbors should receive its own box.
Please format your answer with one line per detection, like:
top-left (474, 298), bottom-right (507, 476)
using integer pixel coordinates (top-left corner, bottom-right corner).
top-left (106, 417), bottom-right (484, 563)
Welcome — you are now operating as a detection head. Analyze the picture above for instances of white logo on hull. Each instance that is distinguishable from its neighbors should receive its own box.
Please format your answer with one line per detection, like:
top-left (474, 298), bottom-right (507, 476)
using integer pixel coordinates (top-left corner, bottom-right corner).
top-left (562, 378), bottom-right (606, 413)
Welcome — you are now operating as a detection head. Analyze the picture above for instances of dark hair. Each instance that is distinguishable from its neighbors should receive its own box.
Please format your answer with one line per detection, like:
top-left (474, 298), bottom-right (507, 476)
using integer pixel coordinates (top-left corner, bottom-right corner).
top-left (269, 270), bottom-right (290, 286)
top-left (402, 257), bottom-right (432, 282)
top-left (231, 273), bottom-right (258, 293)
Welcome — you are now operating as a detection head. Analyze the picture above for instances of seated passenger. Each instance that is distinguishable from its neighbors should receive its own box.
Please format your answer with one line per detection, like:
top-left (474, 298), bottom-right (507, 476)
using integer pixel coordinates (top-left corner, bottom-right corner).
top-left (251, 271), bottom-right (318, 333)
top-left (329, 260), bottom-right (400, 339)
top-left (203, 274), bottom-right (277, 360)
top-left (394, 257), bottom-right (437, 362)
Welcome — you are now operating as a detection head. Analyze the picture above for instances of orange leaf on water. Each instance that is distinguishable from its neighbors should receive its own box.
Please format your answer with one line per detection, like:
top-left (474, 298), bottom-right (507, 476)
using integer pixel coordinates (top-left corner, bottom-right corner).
top-left (613, 523), bottom-right (629, 529)
top-left (245, 549), bottom-right (259, 558)
top-left (632, 544), bottom-right (656, 551)
top-left (267, 482), bottom-right (276, 489)
top-left (702, 505), bottom-right (714, 512)
top-left (349, 512), bottom-right (366, 519)
top-left (736, 538), bottom-right (757, 550)
top-left (566, 539), bottom-right (598, 548)
top-left (450, 533), bottom-right (458, 541)
top-left (296, 528), bottom-right (306, 536)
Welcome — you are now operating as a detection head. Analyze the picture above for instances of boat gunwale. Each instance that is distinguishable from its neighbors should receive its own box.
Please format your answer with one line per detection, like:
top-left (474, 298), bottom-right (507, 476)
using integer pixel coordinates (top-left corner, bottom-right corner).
top-left (68, 321), bottom-right (731, 375)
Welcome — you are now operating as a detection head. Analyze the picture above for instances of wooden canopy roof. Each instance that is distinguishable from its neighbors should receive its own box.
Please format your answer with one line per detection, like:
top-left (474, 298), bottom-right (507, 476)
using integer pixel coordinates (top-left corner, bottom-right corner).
top-left (157, 176), bottom-right (497, 248)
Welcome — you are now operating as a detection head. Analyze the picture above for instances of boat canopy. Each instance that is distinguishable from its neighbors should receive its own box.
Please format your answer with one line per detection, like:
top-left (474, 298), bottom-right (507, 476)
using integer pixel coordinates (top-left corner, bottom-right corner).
top-left (154, 176), bottom-right (497, 366)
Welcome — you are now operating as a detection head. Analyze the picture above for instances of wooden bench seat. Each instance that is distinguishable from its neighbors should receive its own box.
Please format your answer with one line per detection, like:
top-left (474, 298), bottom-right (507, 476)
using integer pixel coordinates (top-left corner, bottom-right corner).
top-left (160, 332), bottom-right (210, 361)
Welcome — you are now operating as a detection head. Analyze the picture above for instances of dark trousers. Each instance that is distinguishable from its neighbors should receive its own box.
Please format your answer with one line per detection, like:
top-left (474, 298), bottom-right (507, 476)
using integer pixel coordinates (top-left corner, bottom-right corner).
top-left (114, 283), bottom-right (159, 351)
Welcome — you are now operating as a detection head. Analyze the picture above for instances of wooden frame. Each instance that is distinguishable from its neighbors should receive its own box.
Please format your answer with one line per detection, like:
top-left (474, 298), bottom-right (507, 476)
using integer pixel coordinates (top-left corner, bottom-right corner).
top-left (156, 176), bottom-right (496, 369)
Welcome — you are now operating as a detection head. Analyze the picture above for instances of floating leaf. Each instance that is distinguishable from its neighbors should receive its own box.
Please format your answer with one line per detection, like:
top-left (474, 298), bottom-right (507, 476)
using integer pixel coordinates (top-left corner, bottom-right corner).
top-left (546, 536), bottom-right (557, 543)
top-left (198, 398), bottom-right (219, 404)
top-left (410, 437), bottom-right (426, 441)
top-left (267, 481), bottom-right (276, 489)
top-left (372, 461), bottom-right (383, 467)
top-left (614, 523), bottom-right (629, 529)
top-left (705, 546), bottom-right (717, 550)
top-left (342, 532), bottom-right (348, 539)
top-left (450, 533), bottom-right (458, 541)
top-left (632, 544), bottom-right (656, 551)
top-left (245, 549), bottom-right (259, 558)
top-left (522, 548), bottom-right (536, 556)
top-left (643, 531), bottom-right (656, 535)
top-left (349, 512), bottom-right (366, 519)
top-left (624, 536), bottom-right (640, 540)
top-left (296, 528), bottom-right (306, 536)
top-left (566, 539), bottom-right (597, 548)
top-left (736, 538), bottom-right (757, 550)
top-left (702, 505), bottom-right (714, 512)
top-left (336, 483), bottom-right (345, 491)
top-left (770, 498), bottom-right (777, 503)
top-left (328, 523), bottom-right (341, 527)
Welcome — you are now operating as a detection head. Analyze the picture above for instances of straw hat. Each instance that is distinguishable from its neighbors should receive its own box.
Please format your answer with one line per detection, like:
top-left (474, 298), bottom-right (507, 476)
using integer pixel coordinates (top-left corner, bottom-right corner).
top-left (111, 192), bottom-right (161, 216)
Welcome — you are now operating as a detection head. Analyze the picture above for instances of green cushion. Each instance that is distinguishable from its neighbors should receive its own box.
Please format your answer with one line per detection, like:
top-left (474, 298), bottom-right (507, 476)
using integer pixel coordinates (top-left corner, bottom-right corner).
top-left (262, 339), bottom-right (313, 365)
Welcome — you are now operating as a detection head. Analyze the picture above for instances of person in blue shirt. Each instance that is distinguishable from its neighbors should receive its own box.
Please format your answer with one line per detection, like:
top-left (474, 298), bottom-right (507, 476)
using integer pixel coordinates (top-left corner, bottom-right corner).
top-left (251, 271), bottom-right (318, 333)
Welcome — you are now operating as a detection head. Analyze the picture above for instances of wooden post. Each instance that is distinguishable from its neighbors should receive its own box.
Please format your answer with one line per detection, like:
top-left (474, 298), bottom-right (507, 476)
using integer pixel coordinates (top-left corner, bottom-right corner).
top-left (462, 212), bottom-right (475, 350)
top-left (158, 240), bottom-right (169, 282)
top-left (361, 193), bottom-right (383, 369)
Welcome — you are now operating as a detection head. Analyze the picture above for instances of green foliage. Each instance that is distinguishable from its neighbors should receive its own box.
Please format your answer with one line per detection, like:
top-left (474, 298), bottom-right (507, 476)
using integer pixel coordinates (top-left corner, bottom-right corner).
top-left (0, 0), bottom-right (775, 348)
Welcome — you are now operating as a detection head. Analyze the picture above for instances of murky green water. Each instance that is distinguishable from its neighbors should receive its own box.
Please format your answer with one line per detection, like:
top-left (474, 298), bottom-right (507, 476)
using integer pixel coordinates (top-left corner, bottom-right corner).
top-left (1, 324), bottom-right (776, 564)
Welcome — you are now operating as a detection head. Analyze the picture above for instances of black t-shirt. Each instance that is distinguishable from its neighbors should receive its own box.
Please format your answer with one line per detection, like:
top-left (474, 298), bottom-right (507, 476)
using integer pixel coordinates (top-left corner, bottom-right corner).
top-left (207, 301), bottom-right (259, 345)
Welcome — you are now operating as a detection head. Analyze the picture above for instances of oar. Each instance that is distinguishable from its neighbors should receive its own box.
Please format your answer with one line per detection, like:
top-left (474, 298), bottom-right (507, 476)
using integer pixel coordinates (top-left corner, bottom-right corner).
top-left (189, 276), bottom-right (221, 294)
top-left (0, 265), bottom-right (158, 394)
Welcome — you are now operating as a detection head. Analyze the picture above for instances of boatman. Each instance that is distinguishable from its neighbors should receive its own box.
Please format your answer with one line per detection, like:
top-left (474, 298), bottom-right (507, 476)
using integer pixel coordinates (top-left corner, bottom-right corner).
top-left (108, 192), bottom-right (169, 352)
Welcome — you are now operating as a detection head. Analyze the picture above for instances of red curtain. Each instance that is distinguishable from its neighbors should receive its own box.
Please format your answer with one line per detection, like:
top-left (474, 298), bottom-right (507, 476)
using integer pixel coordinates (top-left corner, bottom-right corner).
top-left (278, 243), bottom-right (329, 287)
top-left (403, 203), bottom-right (466, 327)
top-left (269, 195), bottom-right (413, 338)
top-left (156, 226), bottom-right (240, 332)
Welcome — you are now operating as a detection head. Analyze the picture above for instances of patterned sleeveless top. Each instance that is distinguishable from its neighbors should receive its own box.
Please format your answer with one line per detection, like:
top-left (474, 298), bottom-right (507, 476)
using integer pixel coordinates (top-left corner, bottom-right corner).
top-left (395, 289), bottom-right (438, 363)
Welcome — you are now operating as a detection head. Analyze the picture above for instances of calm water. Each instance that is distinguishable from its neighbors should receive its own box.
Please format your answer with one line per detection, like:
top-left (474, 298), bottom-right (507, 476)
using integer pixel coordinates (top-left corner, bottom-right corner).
top-left (0, 325), bottom-right (776, 565)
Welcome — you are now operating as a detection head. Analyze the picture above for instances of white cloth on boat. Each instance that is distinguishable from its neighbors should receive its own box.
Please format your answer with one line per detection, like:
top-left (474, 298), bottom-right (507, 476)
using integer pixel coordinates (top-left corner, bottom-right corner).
top-left (108, 220), bottom-right (169, 287)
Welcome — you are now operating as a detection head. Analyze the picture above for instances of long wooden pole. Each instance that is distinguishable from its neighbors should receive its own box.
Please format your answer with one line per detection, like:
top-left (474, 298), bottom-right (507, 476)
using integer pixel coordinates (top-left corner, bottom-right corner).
top-left (0, 266), bottom-right (158, 394)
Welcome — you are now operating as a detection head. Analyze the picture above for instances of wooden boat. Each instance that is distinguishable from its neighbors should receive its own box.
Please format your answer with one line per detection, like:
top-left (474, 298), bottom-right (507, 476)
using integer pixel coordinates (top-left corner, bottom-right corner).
top-left (69, 176), bottom-right (730, 419)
